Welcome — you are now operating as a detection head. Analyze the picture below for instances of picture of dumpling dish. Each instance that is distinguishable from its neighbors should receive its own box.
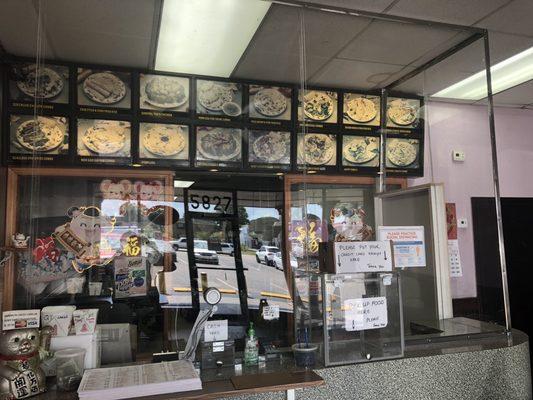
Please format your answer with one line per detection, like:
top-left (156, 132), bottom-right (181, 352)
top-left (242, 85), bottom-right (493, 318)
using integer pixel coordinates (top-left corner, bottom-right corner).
top-left (387, 138), bottom-right (418, 167)
top-left (142, 75), bottom-right (188, 109)
top-left (198, 81), bottom-right (236, 112)
top-left (302, 90), bottom-right (335, 121)
top-left (142, 124), bottom-right (186, 157)
top-left (343, 136), bottom-right (379, 165)
top-left (387, 98), bottom-right (419, 126)
top-left (82, 120), bottom-right (129, 155)
top-left (253, 88), bottom-right (287, 117)
top-left (15, 116), bottom-right (65, 152)
top-left (16, 66), bottom-right (64, 99)
top-left (345, 96), bottom-right (377, 123)
top-left (197, 127), bottom-right (241, 161)
top-left (251, 131), bottom-right (290, 163)
top-left (83, 71), bottom-right (127, 104)
top-left (300, 133), bottom-right (335, 165)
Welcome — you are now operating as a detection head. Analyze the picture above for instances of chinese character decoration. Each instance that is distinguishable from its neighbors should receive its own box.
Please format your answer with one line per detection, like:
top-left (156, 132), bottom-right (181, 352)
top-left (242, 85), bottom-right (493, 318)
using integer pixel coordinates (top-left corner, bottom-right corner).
top-left (52, 206), bottom-right (117, 273)
top-left (290, 217), bottom-right (322, 257)
top-left (330, 202), bottom-right (374, 242)
top-left (123, 235), bottom-right (141, 257)
top-left (0, 327), bottom-right (53, 399)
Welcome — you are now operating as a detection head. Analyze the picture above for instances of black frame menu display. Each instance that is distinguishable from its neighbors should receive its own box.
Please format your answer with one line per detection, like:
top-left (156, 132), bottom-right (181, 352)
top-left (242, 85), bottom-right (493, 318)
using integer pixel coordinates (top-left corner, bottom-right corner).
top-left (1, 56), bottom-right (424, 177)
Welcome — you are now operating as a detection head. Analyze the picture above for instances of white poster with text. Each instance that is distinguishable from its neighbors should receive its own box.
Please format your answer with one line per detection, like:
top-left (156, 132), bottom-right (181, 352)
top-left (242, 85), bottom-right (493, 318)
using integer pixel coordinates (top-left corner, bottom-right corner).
top-left (378, 226), bottom-right (426, 268)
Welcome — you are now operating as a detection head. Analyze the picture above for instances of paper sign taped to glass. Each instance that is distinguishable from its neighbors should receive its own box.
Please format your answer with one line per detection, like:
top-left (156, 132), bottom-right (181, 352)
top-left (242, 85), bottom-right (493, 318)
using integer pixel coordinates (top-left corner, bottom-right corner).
top-left (333, 241), bottom-right (393, 273)
top-left (377, 226), bottom-right (426, 268)
top-left (344, 297), bottom-right (388, 331)
top-left (114, 256), bottom-right (147, 298)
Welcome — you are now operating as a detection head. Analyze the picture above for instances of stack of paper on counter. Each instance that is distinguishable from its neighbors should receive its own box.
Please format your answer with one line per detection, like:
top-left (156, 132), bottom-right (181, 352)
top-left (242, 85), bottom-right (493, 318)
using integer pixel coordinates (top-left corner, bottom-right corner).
top-left (78, 360), bottom-right (202, 400)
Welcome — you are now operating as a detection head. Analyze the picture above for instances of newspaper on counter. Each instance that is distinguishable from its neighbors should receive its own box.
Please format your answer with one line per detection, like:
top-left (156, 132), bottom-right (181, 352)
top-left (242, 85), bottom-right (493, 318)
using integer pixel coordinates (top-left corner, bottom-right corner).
top-left (77, 360), bottom-right (202, 400)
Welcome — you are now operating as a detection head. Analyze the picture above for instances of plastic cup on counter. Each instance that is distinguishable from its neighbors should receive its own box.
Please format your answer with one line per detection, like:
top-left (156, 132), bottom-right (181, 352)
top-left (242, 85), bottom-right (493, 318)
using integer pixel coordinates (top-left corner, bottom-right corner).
top-left (292, 344), bottom-right (318, 369)
top-left (55, 347), bottom-right (86, 391)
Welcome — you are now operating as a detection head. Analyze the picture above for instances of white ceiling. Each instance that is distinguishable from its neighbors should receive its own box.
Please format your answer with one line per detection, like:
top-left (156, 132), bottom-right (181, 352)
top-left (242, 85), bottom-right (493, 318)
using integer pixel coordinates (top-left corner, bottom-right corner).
top-left (0, 0), bottom-right (532, 107)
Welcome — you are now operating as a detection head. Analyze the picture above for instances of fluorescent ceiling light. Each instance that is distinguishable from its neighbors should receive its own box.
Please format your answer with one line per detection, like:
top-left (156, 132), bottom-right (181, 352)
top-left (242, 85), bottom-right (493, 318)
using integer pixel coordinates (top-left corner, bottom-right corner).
top-left (174, 180), bottom-right (195, 188)
top-left (432, 46), bottom-right (533, 101)
top-left (155, 0), bottom-right (271, 77)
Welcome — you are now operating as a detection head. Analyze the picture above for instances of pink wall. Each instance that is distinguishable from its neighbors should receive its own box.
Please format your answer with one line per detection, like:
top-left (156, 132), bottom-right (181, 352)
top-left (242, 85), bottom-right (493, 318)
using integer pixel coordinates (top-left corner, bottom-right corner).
top-left (410, 102), bottom-right (533, 299)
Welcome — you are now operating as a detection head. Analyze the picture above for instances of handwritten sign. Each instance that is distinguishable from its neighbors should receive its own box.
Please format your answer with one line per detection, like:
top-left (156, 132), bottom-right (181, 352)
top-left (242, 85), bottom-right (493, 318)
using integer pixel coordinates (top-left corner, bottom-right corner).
top-left (344, 297), bottom-right (388, 331)
top-left (262, 306), bottom-right (280, 321)
top-left (204, 320), bottom-right (228, 342)
top-left (2, 310), bottom-right (40, 331)
top-left (333, 241), bottom-right (392, 273)
top-left (378, 226), bottom-right (426, 268)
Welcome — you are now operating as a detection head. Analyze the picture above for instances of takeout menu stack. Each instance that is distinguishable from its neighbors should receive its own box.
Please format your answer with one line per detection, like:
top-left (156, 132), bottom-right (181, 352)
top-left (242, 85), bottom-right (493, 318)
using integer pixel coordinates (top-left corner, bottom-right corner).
top-left (77, 360), bottom-right (202, 400)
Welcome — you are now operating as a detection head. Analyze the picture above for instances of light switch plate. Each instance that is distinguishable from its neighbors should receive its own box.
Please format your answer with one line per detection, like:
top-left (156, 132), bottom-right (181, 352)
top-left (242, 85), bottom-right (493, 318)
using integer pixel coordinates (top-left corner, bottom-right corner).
top-left (452, 150), bottom-right (465, 162)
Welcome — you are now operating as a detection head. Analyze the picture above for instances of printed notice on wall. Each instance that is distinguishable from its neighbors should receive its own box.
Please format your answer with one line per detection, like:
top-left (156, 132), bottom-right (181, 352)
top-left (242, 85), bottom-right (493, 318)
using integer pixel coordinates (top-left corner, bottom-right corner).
top-left (377, 226), bottom-right (426, 268)
top-left (2, 310), bottom-right (40, 331)
top-left (344, 297), bottom-right (388, 331)
top-left (333, 241), bottom-right (392, 273)
top-left (448, 239), bottom-right (463, 277)
top-left (204, 320), bottom-right (228, 342)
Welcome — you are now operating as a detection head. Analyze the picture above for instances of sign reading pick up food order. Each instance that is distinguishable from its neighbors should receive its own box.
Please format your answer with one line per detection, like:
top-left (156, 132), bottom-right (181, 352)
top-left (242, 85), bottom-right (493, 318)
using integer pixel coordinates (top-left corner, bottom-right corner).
top-left (333, 241), bottom-right (393, 274)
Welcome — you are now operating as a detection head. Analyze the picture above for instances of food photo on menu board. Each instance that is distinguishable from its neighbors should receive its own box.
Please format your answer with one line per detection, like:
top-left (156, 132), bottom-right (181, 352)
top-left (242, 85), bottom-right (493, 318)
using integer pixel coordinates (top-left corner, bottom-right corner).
top-left (77, 68), bottom-right (131, 109)
top-left (196, 126), bottom-right (242, 165)
top-left (9, 63), bottom-right (69, 104)
top-left (342, 135), bottom-right (379, 167)
top-left (9, 115), bottom-right (69, 155)
top-left (139, 74), bottom-right (189, 112)
top-left (249, 85), bottom-right (291, 121)
top-left (386, 97), bottom-right (421, 129)
top-left (77, 119), bottom-right (131, 158)
top-left (297, 133), bottom-right (336, 166)
top-left (196, 79), bottom-right (243, 117)
top-left (386, 137), bottom-right (420, 169)
top-left (298, 90), bottom-right (338, 124)
top-left (248, 130), bottom-right (291, 166)
top-left (139, 122), bottom-right (189, 161)
top-left (343, 93), bottom-right (380, 126)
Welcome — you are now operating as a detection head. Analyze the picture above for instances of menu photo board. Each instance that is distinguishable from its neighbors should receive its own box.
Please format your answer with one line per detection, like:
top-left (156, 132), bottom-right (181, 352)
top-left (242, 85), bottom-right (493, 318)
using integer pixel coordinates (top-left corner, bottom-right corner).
top-left (386, 96), bottom-right (423, 132)
top-left (385, 136), bottom-right (423, 175)
top-left (248, 84), bottom-right (292, 126)
top-left (77, 118), bottom-right (132, 165)
top-left (139, 73), bottom-right (190, 118)
top-left (341, 133), bottom-right (380, 174)
top-left (196, 78), bottom-right (243, 122)
top-left (8, 113), bottom-right (70, 163)
top-left (8, 62), bottom-right (70, 111)
top-left (297, 132), bottom-right (337, 172)
top-left (77, 68), bottom-right (132, 113)
top-left (195, 126), bottom-right (242, 169)
top-left (138, 122), bottom-right (190, 167)
top-left (298, 88), bottom-right (338, 128)
top-left (342, 92), bottom-right (380, 131)
top-left (247, 129), bottom-right (291, 170)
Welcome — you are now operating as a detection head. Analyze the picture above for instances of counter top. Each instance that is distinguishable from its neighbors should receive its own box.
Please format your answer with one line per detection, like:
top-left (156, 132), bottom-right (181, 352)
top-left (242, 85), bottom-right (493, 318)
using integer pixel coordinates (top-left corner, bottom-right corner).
top-left (38, 370), bottom-right (323, 400)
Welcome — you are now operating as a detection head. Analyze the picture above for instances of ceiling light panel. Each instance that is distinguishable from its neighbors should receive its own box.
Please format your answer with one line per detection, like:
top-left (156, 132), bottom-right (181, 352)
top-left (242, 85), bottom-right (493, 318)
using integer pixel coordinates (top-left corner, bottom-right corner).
top-left (155, 0), bottom-right (271, 77)
top-left (432, 46), bottom-right (533, 101)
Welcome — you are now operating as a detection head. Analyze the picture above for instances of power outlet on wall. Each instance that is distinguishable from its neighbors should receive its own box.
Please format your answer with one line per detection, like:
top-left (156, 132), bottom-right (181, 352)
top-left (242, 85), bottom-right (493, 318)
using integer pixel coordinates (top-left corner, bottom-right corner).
top-left (452, 150), bottom-right (465, 162)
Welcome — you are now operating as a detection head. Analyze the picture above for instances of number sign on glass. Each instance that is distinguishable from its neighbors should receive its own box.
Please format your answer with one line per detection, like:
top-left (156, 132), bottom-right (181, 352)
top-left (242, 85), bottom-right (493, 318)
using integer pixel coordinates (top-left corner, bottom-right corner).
top-left (187, 190), bottom-right (233, 214)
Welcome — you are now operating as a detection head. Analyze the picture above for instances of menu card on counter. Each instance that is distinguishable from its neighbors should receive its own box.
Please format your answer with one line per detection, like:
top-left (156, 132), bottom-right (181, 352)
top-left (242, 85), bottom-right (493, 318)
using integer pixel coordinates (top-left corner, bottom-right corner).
top-left (78, 360), bottom-right (202, 400)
